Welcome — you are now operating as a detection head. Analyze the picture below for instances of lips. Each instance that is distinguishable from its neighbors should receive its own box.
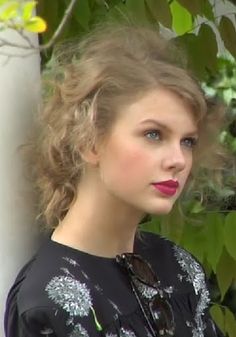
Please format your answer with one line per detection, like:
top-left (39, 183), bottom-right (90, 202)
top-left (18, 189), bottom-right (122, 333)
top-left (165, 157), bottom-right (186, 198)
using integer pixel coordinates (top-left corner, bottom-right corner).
top-left (154, 180), bottom-right (179, 188)
top-left (152, 180), bottom-right (179, 196)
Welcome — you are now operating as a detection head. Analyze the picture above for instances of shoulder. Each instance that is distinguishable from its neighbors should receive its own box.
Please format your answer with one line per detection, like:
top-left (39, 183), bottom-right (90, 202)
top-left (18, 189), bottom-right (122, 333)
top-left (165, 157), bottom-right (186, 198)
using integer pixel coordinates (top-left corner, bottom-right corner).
top-left (136, 231), bottom-right (208, 294)
top-left (5, 239), bottom-right (100, 337)
top-left (6, 238), bottom-right (84, 315)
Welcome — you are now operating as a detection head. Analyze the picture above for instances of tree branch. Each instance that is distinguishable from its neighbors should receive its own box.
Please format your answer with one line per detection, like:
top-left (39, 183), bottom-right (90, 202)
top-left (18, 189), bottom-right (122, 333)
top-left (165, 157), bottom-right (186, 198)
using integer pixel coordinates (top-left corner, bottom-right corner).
top-left (0, 0), bottom-right (77, 53)
top-left (39, 0), bottom-right (77, 51)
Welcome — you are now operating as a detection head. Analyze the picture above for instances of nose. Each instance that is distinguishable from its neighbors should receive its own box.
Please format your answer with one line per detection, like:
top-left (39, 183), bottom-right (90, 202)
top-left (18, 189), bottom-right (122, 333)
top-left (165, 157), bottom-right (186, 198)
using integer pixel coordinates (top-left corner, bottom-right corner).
top-left (162, 144), bottom-right (187, 172)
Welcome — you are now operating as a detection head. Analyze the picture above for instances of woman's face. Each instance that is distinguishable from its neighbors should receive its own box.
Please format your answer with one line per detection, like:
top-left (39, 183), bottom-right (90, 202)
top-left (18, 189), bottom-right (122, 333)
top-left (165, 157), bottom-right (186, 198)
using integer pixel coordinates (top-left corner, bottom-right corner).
top-left (96, 88), bottom-right (198, 215)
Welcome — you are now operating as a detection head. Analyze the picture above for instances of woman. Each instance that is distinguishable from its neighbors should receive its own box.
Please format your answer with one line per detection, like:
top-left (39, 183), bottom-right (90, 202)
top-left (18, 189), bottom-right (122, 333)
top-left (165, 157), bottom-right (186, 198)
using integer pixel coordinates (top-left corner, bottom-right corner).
top-left (4, 24), bottom-right (225, 337)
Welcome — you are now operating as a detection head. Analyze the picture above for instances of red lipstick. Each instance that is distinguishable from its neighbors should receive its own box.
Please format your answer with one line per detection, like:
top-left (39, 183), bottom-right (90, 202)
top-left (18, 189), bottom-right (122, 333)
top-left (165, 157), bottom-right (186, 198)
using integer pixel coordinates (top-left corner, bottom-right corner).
top-left (152, 180), bottom-right (179, 196)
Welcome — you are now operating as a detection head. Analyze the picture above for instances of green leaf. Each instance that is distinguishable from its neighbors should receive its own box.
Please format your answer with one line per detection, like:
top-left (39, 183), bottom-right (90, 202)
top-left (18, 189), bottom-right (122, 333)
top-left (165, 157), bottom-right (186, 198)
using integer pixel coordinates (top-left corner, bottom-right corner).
top-left (224, 211), bottom-right (236, 260)
top-left (205, 213), bottom-right (224, 273)
top-left (176, 0), bottom-right (214, 20)
top-left (210, 304), bottom-right (225, 334)
top-left (24, 16), bottom-right (47, 33)
top-left (170, 0), bottom-right (193, 35)
top-left (184, 24), bottom-right (218, 77)
top-left (219, 16), bottom-right (236, 59)
top-left (198, 24), bottom-right (218, 73)
top-left (74, 0), bottom-right (91, 31)
top-left (225, 307), bottom-right (236, 337)
top-left (176, 0), bottom-right (201, 15)
top-left (200, 0), bottom-right (214, 21)
top-left (89, 1), bottom-right (107, 26)
top-left (110, 0), bottom-right (148, 24)
top-left (0, 1), bottom-right (19, 21)
top-left (216, 248), bottom-right (235, 301)
top-left (180, 223), bottom-right (206, 263)
top-left (145, 0), bottom-right (172, 28)
top-left (22, 1), bottom-right (37, 22)
top-left (126, 0), bottom-right (149, 24)
top-left (174, 33), bottom-right (206, 79)
top-left (159, 203), bottom-right (184, 243)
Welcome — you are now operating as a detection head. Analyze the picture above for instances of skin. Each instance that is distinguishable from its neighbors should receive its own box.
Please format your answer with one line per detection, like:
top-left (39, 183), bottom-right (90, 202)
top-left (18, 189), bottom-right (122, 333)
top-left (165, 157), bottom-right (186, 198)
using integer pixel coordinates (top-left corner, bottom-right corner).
top-left (52, 88), bottom-right (199, 257)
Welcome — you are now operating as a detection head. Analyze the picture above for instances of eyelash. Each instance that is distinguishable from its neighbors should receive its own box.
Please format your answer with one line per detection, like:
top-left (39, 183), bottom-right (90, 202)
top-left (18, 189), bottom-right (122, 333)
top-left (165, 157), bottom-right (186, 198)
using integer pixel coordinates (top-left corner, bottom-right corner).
top-left (144, 130), bottom-right (198, 149)
top-left (182, 137), bottom-right (198, 148)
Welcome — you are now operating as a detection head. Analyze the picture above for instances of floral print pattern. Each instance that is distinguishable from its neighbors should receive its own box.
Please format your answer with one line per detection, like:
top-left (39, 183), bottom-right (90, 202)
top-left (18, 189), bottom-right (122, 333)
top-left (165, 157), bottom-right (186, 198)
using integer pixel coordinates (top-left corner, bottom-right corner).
top-left (174, 246), bottom-right (210, 337)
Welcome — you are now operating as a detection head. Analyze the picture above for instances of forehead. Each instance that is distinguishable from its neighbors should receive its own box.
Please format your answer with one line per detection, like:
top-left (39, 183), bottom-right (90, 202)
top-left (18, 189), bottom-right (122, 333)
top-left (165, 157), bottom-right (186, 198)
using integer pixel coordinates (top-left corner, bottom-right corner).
top-left (115, 88), bottom-right (198, 131)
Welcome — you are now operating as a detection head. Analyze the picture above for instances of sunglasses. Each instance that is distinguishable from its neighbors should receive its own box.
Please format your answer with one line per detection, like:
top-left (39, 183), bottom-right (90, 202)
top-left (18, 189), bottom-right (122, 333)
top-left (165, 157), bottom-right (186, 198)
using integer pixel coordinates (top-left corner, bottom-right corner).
top-left (116, 253), bottom-right (175, 337)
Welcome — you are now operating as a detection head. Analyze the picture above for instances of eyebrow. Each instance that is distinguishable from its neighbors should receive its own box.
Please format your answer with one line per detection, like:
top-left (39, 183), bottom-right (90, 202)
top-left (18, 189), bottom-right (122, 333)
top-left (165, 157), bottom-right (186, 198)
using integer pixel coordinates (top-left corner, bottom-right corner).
top-left (139, 119), bottom-right (199, 137)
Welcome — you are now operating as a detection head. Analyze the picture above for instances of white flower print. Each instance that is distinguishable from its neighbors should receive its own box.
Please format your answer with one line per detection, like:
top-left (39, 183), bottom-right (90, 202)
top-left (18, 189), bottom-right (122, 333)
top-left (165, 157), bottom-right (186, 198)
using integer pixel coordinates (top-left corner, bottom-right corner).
top-left (45, 275), bottom-right (92, 317)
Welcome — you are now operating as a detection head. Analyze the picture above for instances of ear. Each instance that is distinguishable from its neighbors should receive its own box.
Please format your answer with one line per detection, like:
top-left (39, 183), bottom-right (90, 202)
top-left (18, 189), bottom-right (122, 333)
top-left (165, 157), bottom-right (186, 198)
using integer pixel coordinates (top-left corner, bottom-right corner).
top-left (79, 142), bottom-right (100, 166)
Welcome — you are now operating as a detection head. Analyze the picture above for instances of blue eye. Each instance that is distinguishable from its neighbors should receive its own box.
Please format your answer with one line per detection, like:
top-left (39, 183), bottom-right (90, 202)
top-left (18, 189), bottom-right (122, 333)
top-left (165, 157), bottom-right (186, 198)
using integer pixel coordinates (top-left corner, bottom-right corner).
top-left (181, 137), bottom-right (198, 148)
top-left (145, 130), bottom-right (161, 140)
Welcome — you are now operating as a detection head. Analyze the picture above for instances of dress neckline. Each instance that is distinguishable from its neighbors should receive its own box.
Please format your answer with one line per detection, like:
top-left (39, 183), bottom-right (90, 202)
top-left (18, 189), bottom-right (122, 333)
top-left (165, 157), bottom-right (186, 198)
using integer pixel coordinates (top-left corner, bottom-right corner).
top-left (48, 235), bottom-right (140, 262)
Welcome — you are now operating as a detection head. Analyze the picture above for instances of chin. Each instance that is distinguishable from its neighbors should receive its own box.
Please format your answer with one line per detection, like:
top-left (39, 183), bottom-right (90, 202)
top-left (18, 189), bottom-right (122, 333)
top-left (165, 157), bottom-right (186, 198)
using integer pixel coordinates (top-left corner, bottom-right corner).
top-left (147, 200), bottom-right (175, 215)
top-left (151, 208), bottom-right (173, 215)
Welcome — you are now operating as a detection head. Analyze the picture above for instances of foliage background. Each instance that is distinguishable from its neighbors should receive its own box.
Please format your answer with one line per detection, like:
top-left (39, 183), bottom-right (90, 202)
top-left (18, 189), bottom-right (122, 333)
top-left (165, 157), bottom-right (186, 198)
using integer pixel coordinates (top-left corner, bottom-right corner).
top-left (2, 0), bottom-right (236, 335)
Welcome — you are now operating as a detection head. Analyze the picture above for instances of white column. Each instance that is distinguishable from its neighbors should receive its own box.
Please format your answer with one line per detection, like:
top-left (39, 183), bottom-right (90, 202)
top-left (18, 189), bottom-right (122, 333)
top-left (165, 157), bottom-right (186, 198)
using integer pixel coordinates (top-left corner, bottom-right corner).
top-left (0, 29), bottom-right (41, 335)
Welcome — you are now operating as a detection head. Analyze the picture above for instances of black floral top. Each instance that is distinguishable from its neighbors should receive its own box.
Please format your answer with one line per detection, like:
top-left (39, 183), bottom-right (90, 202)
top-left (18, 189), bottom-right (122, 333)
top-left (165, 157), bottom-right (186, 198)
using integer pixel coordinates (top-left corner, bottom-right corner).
top-left (4, 231), bottom-right (224, 337)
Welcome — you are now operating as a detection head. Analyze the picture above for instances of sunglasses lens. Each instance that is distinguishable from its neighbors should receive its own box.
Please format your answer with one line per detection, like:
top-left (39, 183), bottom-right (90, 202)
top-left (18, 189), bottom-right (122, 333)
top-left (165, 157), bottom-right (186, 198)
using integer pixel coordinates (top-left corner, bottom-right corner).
top-left (117, 254), bottom-right (175, 336)
top-left (150, 297), bottom-right (175, 336)
top-left (129, 255), bottom-right (159, 285)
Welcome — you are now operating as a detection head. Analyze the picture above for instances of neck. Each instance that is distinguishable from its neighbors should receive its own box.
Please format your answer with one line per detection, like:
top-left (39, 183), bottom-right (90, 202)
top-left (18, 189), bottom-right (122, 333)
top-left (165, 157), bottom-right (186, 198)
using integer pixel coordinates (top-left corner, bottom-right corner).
top-left (51, 177), bottom-right (145, 257)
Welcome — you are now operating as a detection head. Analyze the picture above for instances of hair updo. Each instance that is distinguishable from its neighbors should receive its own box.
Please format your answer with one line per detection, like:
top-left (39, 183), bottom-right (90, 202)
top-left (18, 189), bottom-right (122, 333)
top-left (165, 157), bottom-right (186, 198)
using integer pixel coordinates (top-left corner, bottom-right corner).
top-left (25, 23), bottom-right (227, 228)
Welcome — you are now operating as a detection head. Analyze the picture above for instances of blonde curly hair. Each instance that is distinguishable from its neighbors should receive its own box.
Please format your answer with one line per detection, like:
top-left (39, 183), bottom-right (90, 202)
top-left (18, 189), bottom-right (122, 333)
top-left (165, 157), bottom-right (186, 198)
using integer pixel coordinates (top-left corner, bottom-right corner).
top-left (25, 23), bottom-right (229, 228)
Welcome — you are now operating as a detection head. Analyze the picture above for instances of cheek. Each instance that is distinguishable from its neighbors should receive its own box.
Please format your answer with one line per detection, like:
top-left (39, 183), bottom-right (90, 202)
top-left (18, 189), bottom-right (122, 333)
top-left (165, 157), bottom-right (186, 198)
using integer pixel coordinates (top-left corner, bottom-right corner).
top-left (106, 142), bottom-right (152, 185)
